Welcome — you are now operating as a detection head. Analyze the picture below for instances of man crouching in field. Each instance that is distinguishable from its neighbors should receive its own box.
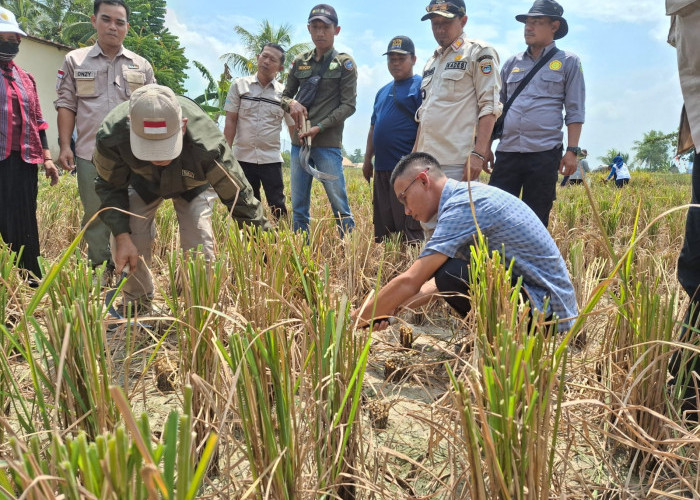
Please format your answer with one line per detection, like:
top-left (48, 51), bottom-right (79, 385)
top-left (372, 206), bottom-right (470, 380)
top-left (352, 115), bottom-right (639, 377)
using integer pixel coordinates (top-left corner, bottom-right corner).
top-left (353, 152), bottom-right (578, 331)
top-left (94, 84), bottom-right (269, 313)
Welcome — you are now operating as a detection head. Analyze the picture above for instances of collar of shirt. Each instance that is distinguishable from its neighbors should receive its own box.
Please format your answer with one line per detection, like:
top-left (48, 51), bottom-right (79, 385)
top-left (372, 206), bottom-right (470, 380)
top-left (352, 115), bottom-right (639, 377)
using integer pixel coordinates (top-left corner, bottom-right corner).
top-left (434, 32), bottom-right (467, 58)
top-left (525, 41), bottom-right (557, 61)
top-left (90, 42), bottom-right (126, 59)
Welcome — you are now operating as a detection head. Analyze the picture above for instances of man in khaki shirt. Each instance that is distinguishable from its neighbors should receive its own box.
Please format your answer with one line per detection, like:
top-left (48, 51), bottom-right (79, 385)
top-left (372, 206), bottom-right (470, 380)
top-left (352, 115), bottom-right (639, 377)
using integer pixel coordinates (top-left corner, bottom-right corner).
top-left (54, 0), bottom-right (154, 283)
top-left (414, 0), bottom-right (501, 182)
top-left (224, 43), bottom-right (294, 220)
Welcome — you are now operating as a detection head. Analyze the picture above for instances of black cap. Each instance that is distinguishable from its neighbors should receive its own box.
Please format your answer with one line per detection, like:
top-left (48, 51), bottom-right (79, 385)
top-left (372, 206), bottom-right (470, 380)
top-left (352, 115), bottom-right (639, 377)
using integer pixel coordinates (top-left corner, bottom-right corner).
top-left (421, 0), bottom-right (466, 21)
top-left (516, 0), bottom-right (568, 39)
top-left (308, 4), bottom-right (338, 25)
top-left (383, 36), bottom-right (415, 56)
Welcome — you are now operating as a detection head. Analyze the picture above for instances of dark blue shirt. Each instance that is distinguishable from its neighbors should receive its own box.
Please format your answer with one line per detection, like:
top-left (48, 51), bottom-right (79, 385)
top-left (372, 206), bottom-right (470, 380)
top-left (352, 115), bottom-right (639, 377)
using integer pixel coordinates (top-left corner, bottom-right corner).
top-left (371, 74), bottom-right (422, 171)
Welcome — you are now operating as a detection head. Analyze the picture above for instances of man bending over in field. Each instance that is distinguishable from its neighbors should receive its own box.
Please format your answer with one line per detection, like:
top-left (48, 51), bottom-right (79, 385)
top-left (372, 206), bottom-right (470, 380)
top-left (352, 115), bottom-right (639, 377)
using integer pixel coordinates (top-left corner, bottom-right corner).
top-left (353, 152), bottom-right (578, 331)
top-left (94, 84), bottom-right (269, 313)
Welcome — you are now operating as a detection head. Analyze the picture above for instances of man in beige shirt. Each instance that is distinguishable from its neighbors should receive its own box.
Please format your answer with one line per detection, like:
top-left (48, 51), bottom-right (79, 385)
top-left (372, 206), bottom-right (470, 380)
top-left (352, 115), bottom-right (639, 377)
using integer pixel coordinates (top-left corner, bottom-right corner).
top-left (55, 0), bottom-right (154, 283)
top-left (414, 0), bottom-right (501, 182)
top-left (224, 43), bottom-right (294, 220)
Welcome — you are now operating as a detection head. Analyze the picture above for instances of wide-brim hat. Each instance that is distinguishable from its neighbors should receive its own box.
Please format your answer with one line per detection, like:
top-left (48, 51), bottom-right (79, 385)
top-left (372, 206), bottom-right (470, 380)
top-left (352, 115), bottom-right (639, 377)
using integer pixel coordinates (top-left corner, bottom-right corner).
top-left (0, 7), bottom-right (27, 37)
top-left (516, 0), bottom-right (568, 40)
top-left (129, 84), bottom-right (183, 162)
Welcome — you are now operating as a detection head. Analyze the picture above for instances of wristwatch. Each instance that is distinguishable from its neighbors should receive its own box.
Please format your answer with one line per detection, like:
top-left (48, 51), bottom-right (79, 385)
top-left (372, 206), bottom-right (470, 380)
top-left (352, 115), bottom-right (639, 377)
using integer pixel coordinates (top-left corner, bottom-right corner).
top-left (566, 146), bottom-right (582, 155)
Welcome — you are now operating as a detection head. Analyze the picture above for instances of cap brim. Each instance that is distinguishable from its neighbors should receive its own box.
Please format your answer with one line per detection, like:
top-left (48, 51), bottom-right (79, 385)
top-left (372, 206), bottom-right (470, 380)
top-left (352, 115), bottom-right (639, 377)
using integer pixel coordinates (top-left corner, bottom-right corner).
top-left (1, 26), bottom-right (26, 36)
top-left (130, 128), bottom-right (183, 162)
top-left (383, 49), bottom-right (412, 55)
top-left (421, 11), bottom-right (457, 21)
top-left (308, 15), bottom-right (335, 24)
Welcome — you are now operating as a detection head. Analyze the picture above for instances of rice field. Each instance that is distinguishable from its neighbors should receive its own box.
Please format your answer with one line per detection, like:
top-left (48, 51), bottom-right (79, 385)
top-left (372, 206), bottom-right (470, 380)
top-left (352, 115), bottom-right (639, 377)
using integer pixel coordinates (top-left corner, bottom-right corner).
top-left (0, 167), bottom-right (698, 499)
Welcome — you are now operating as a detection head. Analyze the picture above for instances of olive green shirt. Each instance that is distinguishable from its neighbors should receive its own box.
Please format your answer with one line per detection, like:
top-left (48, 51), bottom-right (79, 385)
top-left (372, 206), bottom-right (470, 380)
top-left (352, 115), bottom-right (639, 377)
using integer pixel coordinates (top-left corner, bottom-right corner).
top-left (93, 96), bottom-right (269, 235)
top-left (281, 48), bottom-right (357, 148)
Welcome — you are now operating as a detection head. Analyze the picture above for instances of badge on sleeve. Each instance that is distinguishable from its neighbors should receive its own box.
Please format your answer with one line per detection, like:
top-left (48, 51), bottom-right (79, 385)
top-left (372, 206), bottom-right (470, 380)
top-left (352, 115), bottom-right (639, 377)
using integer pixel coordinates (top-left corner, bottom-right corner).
top-left (479, 61), bottom-right (492, 75)
top-left (56, 69), bottom-right (64, 89)
top-left (344, 59), bottom-right (354, 70)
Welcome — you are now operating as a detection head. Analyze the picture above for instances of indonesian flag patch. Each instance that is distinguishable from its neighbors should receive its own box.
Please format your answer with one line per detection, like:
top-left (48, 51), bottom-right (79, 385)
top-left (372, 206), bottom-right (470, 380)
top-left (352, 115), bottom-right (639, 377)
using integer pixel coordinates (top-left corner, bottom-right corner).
top-left (143, 120), bottom-right (167, 134)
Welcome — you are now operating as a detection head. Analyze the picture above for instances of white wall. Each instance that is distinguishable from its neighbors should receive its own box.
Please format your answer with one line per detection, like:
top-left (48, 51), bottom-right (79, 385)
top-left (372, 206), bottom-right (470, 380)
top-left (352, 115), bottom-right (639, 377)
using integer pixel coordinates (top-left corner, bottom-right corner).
top-left (15, 36), bottom-right (72, 159)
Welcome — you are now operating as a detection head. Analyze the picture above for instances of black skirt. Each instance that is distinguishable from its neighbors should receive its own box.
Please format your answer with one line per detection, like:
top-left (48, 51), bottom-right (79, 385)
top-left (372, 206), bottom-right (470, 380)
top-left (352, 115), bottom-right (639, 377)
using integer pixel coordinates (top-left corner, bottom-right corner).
top-left (0, 151), bottom-right (42, 279)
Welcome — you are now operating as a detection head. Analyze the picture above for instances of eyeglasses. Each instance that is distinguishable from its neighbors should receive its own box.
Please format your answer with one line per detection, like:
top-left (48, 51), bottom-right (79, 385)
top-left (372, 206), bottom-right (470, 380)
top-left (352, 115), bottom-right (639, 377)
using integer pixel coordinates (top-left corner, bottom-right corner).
top-left (397, 168), bottom-right (429, 205)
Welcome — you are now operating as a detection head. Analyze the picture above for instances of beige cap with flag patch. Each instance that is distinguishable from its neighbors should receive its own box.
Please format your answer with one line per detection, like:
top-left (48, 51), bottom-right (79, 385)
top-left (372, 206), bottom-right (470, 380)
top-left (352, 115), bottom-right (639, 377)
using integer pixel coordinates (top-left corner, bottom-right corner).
top-left (129, 84), bottom-right (183, 161)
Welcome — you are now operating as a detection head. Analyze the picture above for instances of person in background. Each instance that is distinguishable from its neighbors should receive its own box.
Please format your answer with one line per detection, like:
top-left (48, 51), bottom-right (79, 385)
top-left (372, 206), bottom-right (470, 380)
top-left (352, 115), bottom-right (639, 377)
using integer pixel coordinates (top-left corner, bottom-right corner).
top-left (667, 0), bottom-right (700, 422)
top-left (363, 36), bottom-right (423, 244)
top-left (224, 43), bottom-right (295, 221)
top-left (414, 0), bottom-right (501, 183)
top-left (55, 0), bottom-right (155, 285)
top-left (281, 4), bottom-right (357, 236)
top-left (488, 0), bottom-right (585, 228)
top-left (561, 148), bottom-right (589, 186)
top-left (0, 7), bottom-right (59, 285)
top-left (604, 155), bottom-right (630, 187)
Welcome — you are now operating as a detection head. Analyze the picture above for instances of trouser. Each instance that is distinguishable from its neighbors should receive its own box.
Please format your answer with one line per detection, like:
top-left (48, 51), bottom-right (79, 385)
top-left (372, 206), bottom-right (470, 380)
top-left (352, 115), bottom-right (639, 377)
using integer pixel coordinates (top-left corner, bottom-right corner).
top-left (290, 145), bottom-right (354, 236)
top-left (0, 152), bottom-right (41, 279)
top-left (489, 147), bottom-right (562, 227)
top-left (112, 186), bottom-right (217, 304)
top-left (77, 156), bottom-right (113, 268)
top-left (372, 170), bottom-right (423, 244)
top-left (433, 258), bottom-right (550, 330)
top-left (615, 178), bottom-right (630, 188)
top-left (672, 153), bottom-right (700, 417)
top-left (238, 161), bottom-right (287, 220)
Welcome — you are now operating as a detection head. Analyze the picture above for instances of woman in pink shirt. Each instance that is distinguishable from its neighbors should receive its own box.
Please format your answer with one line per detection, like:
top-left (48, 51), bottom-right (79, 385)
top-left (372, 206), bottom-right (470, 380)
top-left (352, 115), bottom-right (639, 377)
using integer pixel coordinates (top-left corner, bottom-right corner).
top-left (0, 7), bottom-right (59, 285)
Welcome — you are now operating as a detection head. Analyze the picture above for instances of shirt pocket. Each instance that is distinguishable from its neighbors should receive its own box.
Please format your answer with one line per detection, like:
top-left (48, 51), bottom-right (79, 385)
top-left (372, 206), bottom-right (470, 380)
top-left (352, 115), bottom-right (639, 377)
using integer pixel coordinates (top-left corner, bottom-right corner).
top-left (438, 69), bottom-right (468, 101)
top-left (74, 68), bottom-right (104, 97)
top-left (123, 70), bottom-right (146, 96)
top-left (537, 70), bottom-right (565, 96)
top-left (505, 70), bottom-right (526, 98)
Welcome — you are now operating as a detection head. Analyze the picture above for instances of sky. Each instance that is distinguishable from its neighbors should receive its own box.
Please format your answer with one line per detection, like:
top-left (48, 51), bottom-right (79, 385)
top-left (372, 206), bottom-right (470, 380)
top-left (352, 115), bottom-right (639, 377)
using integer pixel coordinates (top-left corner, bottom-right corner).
top-left (164, 0), bottom-right (683, 167)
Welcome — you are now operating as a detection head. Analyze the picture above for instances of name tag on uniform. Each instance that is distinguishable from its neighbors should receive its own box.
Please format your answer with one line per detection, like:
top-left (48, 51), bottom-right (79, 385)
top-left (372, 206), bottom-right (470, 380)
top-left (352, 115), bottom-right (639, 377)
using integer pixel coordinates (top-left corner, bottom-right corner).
top-left (182, 170), bottom-right (195, 178)
top-left (75, 70), bottom-right (96, 79)
top-left (445, 61), bottom-right (467, 70)
top-left (297, 65), bottom-right (312, 71)
top-left (128, 64), bottom-right (139, 69)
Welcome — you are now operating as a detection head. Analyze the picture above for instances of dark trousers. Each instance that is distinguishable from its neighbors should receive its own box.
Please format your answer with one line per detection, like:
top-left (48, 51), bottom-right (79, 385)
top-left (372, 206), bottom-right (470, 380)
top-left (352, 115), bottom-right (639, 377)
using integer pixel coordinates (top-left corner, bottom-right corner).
top-left (0, 152), bottom-right (42, 279)
top-left (672, 153), bottom-right (700, 418)
top-left (615, 178), bottom-right (629, 188)
top-left (489, 146), bottom-right (562, 227)
top-left (373, 170), bottom-right (423, 244)
top-left (434, 258), bottom-right (551, 330)
top-left (239, 161), bottom-right (287, 220)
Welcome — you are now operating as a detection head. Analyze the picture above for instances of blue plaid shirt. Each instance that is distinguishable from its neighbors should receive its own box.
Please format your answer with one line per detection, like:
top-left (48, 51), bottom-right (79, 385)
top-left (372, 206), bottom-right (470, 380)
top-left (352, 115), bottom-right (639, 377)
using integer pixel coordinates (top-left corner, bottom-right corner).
top-left (420, 179), bottom-right (578, 331)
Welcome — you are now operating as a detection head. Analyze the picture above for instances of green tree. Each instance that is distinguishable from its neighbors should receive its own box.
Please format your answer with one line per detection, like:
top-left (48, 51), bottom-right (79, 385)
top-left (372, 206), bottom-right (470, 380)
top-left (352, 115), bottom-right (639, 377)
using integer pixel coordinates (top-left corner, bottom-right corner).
top-left (599, 149), bottom-right (630, 166)
top-left (0, 0), bottom-right (44, 34)
top-left (191, 60), bottom-right (231, 124)
top-left (9, 0), bottom-right (189, 93)
top-left (633, 130), bottom-right (674, 172)
top-left (349, 148), bottom-right (363, 163)
top-left (220, 20), bottom-right (311, 83)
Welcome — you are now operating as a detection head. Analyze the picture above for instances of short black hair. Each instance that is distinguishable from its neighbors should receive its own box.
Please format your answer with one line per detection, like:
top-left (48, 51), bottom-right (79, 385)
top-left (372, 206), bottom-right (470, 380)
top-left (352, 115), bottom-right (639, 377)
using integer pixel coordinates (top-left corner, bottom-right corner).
top-left (391, 152), bottom-right (441, 186)
top-left (94, 0), bottom-right (130, 19)
top-left (261, 43), bottom-right (286, 65)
